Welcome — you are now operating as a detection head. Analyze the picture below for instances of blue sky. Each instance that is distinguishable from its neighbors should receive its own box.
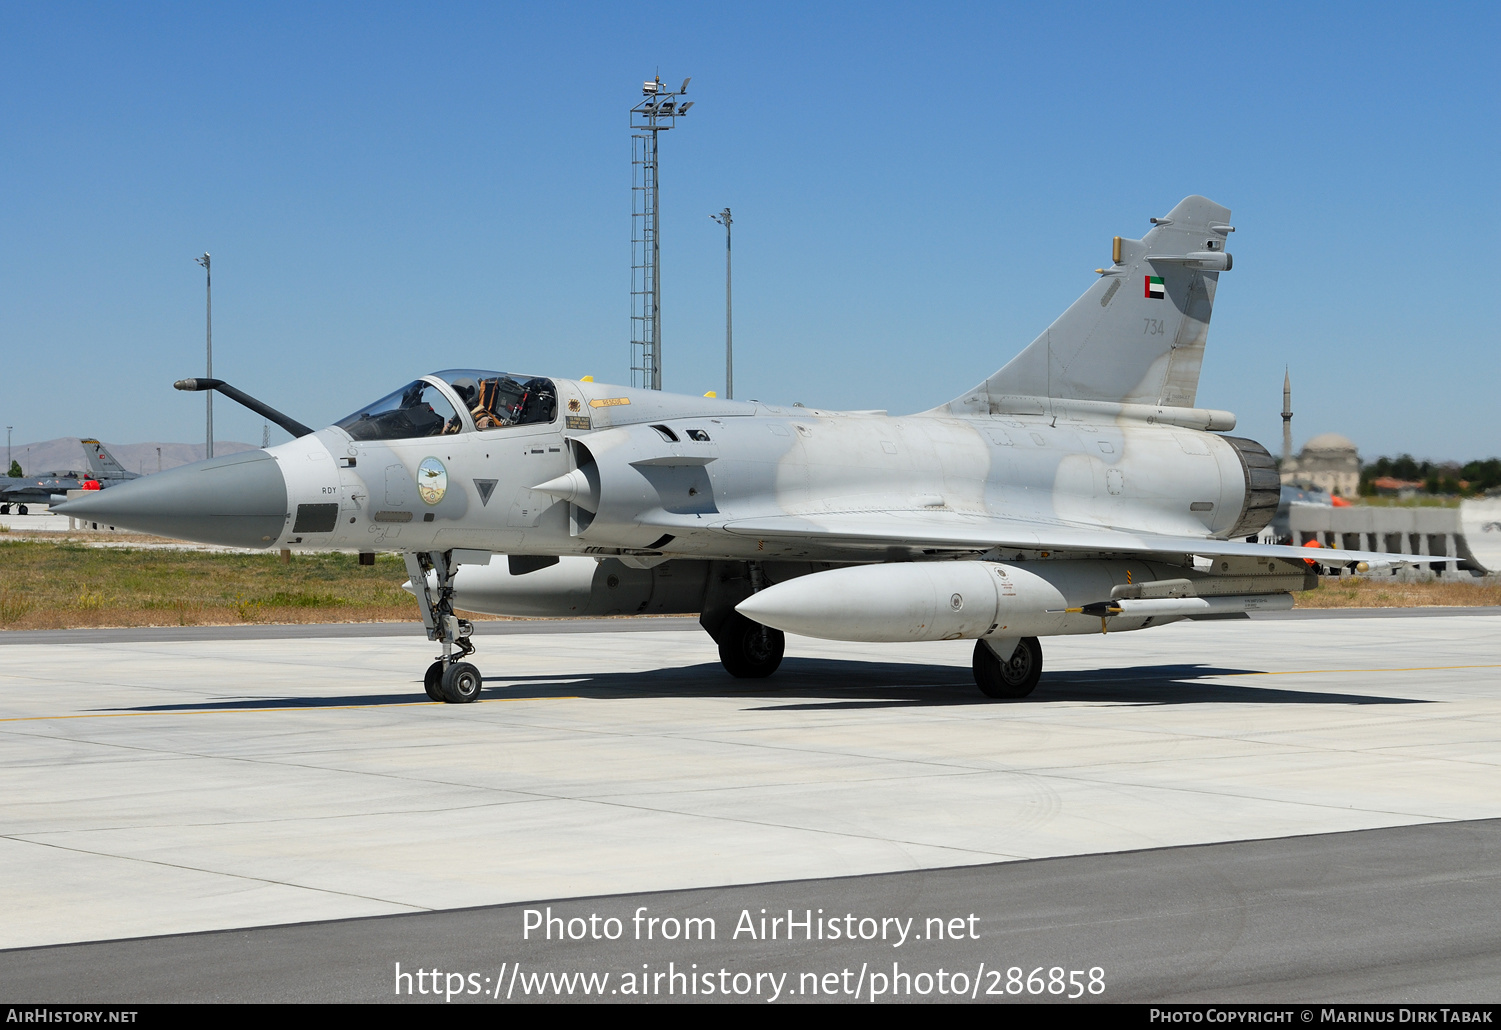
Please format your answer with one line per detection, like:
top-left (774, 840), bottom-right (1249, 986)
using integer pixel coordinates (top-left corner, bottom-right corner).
top-left (1, 2), bottom-right (1496, 460)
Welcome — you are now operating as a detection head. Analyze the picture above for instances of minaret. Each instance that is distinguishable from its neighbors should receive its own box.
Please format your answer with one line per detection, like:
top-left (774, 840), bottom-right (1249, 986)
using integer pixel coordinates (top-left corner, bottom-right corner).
top-left (1281, 367), bottom-right (1293, 464)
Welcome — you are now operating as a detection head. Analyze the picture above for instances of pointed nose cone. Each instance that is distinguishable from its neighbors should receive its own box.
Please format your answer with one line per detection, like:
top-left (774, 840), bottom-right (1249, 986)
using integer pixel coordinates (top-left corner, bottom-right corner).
top-left (54, 450), bottom-right (288, 548)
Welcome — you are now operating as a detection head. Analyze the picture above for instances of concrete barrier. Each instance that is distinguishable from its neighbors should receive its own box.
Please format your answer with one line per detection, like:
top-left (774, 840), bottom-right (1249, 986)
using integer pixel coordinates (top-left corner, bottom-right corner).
top-left (1459, 498), bottom-right (1501, 575)
top-left (1285, 502), bottom-right (1489, 579)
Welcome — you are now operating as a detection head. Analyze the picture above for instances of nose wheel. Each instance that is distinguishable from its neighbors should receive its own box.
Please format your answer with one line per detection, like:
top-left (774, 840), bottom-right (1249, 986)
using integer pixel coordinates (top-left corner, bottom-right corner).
top-left (424, 656), bottom-right (482, 703)
top-left (423, 661), bottom-right (446, 702)
top-left (440, 662), bottom-right (483, 703)
top-left (406, 551), bottom-right (483, 704)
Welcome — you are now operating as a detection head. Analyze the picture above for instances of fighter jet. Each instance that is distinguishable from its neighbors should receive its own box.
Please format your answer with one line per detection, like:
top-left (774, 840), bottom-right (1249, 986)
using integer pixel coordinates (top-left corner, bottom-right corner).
top-left (57, 196), bottom-right (1446, 704)
top-left (0, 440), bottom-right (139, 513)
top-left (0, 470), bottom-right (90, 514)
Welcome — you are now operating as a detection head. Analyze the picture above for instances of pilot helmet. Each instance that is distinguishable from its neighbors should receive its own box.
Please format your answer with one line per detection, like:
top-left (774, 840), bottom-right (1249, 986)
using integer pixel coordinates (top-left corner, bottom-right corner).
top-left (450, 378), bottom-right (479, 407)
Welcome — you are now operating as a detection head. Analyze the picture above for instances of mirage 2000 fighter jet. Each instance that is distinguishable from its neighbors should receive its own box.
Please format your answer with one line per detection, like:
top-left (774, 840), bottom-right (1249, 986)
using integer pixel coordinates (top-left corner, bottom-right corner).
top-left (58, 196), bottom-right (1446, 704)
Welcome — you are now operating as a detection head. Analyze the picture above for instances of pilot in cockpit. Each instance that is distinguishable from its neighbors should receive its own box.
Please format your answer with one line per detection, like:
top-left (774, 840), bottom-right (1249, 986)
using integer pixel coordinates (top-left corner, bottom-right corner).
top-left (472, 377), bottom-right (509, 429)
top-left (448, 379), bottom-right (482, 430)
top-left (449, 377), bottom-right (508, 430)
top-left (374, 371), bottom-right (557, 435)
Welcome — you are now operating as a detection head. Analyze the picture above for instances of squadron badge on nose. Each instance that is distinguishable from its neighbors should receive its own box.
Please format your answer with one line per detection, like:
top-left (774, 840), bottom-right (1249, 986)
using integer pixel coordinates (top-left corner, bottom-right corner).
top-left (417, 457), bottom-right (448, 505)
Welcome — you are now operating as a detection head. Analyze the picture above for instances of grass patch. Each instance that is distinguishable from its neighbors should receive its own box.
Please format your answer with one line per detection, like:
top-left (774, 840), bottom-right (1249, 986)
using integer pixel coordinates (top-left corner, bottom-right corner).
top-left (261, 590), bottom-right (352, 608)
top-left (0, 590), bottom-right (33, 625)
top-left (1, 538), bottom-right (1496, 630)
top-left (0, 541), bottom-right (421, 630)
top-left (1295, 576), bottom-right (1501, 608)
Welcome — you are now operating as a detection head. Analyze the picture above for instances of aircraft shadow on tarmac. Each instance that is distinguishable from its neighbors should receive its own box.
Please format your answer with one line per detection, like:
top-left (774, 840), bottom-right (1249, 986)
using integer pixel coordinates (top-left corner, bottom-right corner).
top-left (105, 657), bottom-right (1427, 713)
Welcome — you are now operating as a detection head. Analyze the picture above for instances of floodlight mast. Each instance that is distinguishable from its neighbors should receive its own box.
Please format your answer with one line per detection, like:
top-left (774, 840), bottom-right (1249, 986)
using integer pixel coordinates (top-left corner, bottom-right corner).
top-left (195, 252), bottom-right (213, 458)
top-left (630, 76), bottom-right (693, 390)
top-left (711, 208), bottom-right (732, 399)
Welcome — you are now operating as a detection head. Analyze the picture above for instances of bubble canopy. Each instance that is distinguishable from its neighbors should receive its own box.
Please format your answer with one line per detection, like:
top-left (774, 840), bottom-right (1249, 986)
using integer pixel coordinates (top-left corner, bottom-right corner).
top-left (334, 371), bottom-right (558, 441)
top-left (437, 369), bottom-right (557, 431)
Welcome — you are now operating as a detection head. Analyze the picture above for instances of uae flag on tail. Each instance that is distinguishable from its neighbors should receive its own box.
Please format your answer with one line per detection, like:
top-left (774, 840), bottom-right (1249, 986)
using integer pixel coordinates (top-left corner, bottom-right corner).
top-left (1145, 275), bottom-right (1165, 299)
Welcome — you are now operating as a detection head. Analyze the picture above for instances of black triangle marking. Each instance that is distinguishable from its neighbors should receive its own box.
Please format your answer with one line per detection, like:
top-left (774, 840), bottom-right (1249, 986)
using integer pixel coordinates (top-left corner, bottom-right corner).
top-left (473, 479), bottom-right (498, 506)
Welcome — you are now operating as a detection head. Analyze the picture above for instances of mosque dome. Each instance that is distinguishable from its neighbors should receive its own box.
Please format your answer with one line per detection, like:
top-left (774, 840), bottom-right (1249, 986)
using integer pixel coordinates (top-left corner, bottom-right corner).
top-left (1303, 432), bottom-right (1357, 453)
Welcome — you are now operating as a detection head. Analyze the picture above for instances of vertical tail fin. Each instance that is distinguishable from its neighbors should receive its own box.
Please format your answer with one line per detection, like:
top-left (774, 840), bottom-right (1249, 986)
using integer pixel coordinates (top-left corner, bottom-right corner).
top-left (946, 196), bottom-right (1233, 414)
top-left (80, 439), bottom-right (134, 479)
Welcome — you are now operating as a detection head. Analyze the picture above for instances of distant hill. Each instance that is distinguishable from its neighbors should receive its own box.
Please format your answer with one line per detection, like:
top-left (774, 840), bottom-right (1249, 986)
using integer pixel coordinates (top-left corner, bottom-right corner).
top-left (8, 438), bottom-right (258, 477)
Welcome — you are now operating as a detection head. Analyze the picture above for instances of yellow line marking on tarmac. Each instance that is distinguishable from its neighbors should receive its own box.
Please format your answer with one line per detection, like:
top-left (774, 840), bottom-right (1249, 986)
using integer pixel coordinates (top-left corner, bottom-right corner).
top-left (0, 696), bottom-right (581, 723)
top-left (1249, 664), bottom-right (1501, 676)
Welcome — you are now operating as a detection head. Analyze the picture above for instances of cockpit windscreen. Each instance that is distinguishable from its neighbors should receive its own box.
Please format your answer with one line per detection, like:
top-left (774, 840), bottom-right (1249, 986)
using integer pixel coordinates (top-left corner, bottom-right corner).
top-left (437, 370), bottom-right (557, 430)
top-left (335, 380), bottom-right (462, 441)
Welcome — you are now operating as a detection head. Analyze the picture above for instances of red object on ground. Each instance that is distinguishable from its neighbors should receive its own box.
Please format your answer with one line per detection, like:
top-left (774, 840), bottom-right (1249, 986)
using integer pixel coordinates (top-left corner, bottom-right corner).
top-left (81, 480), bottom-right (101, 490)
top-left (1302, 538), bottom-right (1324, 566)
top-left (1330, 495), bottom-right (1352, 507)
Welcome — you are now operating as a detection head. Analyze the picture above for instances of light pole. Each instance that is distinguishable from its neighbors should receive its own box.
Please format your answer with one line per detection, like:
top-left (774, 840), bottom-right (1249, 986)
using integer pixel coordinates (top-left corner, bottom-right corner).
top-left (6, 426), bottom-right (11, 474)
top-left (196, 252), bottom-right (213, 458)
top-left (710, 208), bottom-right (733, 399)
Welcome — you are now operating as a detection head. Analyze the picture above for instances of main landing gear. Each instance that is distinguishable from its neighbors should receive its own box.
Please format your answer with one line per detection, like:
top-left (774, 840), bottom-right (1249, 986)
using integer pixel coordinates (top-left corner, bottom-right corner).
top-left (702, 564), bottom-right (792, 678)
top-left (700, 560), bottom-right (785, 679)
top-left (973, 637), bottom-right (1042, 699)
top-left (717, 611), bottom-right (785, 678)
top-left (404, 551), bottom-right (481, 704)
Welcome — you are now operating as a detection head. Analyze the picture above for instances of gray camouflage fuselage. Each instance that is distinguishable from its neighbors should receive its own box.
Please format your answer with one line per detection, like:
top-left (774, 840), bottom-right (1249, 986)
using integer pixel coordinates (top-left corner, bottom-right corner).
top-left (264, 383), bottom-right (1265, 565)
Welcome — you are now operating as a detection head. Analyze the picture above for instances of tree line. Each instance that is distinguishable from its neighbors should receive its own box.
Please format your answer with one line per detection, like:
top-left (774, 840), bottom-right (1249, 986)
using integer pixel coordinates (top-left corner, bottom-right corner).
top-left (1359, 455), bottom-right (1501, 497)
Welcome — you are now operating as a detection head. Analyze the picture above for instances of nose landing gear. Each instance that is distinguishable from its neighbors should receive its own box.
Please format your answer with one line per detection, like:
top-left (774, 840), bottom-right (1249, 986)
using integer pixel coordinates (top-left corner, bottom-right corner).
top-left (405, 551), bottom-right (482, 703)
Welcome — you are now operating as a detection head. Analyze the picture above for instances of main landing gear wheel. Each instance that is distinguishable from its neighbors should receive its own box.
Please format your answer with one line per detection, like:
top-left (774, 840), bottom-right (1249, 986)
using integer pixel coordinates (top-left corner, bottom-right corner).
top-left (973, 637), bottom-right (1042, 699)
top-left (16, 504), bottom-right (27, 516)
top-left (423, 660), bottom-right (446, 702)
top-left (717, 612), bottom-right (785, 679)
top-left (441, 661), bottom-right (483, 703)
